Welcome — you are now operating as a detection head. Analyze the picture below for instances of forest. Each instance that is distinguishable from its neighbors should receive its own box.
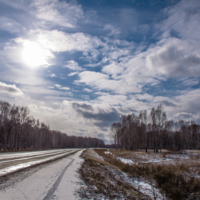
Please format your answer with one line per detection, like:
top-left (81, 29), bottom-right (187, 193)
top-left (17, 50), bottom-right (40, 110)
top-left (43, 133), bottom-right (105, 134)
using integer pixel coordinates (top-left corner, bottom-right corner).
top-left (111, 104), bottom-right (200, 152)
top-left (0, 100), bottom-right (105, 151)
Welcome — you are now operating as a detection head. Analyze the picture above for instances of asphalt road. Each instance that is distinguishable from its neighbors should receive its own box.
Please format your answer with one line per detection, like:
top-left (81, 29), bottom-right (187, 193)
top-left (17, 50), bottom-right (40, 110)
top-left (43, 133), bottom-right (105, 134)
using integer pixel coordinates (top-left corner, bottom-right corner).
top-left (0, 149), bottom-right (84, 200)
top-left (0, 149), bottom-right (79, 176)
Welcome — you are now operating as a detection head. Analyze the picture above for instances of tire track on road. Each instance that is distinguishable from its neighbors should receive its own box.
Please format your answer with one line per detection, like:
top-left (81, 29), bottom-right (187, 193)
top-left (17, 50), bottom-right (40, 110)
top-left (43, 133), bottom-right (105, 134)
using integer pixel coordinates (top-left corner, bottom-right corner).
top-left (43, 158), bottom-right (75, 200)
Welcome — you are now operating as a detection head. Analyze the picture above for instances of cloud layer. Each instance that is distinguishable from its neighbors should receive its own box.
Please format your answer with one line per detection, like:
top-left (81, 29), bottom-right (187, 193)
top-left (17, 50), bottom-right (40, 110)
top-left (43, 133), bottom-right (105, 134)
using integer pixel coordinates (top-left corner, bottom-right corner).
top-left (0, 0), bottom-right (200, 143)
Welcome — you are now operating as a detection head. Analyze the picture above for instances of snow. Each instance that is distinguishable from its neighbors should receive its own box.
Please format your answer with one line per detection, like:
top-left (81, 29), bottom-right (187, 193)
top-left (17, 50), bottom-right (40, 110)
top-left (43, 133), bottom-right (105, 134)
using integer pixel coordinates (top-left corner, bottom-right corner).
top-left (111, 168), bottom-right (163, 199)
top-left (114, 153), bottom-right (191, 165)
top-left (104, 150), bottom-right (135, 165)
top-left (84, 149), bottom-right (104, 161)
top-left (116, 157), bottom-right (135, 164)
top-left (142, 158), bottom-right (173, 163)
top-left (132, 178), bottom-right (163, 199)
top-left (104, 151), bottom-right (112, 155)
top-left (50, 150), bottom-right (84, 200)
top-left (166, 154), bottom-right (189, 159)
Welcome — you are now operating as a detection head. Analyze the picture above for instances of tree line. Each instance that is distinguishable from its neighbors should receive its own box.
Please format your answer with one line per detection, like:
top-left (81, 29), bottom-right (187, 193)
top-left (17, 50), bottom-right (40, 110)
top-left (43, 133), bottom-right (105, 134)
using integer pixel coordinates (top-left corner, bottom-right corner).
top-left (111, 104), bottom-right (200, 152)
top-left (0, 100), bottom-right (105, 151)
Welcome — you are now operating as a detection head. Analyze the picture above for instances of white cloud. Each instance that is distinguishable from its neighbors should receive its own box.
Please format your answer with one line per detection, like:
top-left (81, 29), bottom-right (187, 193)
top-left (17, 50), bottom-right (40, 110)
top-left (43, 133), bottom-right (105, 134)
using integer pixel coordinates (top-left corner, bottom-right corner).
top-left (174, 112), bottom-right (193, 119)
top-left (55, 84), bottom-right (70, 90)
top-left (68, 72), bottom-right (78, 76)
top-left (83, 88), bottom-right (93, 92)
top-left (47, 86), bottom-right (54, 89)
top-left (181, 78), bottom-right (199, 86)
top-left (31, 0), bottom-right (84, 28)
top-left (103, 24), bottom-right (121, 36)
top-left (96, 93), bottom-right (127, 105)
top-left (108, 49), bottom-right (130, 60)
top-left (146, 38), bottom-right (200, 77)
top-left (54, 84), bottom-right (60, 88)
top-left (146, 0), bottom-right (200, 77)
top-left (0, 82), bottom-right (23, 96)
top-left (64, 60), bottom-right (83, 71)
top-left (62, 87), bottom-right (70, 91)
top-left (102, 62), bottom-right (124, 75)
top-left (37, 30), bottom-right (103, 54)
top-left (135, 93), bottom-right (154, 102)
top-left (50, 73), bottom-right (56, 77)
top-left (160, 0), bottom-right (200, 44)
top-left (77, 71), bottom-right (140, 94)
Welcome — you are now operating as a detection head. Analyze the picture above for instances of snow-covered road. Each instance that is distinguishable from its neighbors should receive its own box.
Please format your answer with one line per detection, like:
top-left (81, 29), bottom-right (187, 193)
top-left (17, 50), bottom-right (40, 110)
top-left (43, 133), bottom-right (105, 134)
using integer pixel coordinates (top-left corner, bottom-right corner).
top-left (0, 149), bottom-right (84, 200)
top-left (0, 149), bottom-right (78, 177)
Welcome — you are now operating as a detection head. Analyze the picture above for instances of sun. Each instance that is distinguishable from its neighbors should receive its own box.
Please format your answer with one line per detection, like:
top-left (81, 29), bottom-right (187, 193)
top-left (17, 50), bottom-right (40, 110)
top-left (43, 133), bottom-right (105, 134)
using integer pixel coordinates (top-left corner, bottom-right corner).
top-left (21, 41), bottom-right (48, 68)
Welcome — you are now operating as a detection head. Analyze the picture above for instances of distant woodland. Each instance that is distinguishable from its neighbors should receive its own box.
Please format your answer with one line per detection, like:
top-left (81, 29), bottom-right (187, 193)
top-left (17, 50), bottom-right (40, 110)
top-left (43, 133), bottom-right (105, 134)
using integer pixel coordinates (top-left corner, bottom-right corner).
top-left (0, 100), bottom-right (105, 151)
top-left (111, 104), bottom-right (200, 152)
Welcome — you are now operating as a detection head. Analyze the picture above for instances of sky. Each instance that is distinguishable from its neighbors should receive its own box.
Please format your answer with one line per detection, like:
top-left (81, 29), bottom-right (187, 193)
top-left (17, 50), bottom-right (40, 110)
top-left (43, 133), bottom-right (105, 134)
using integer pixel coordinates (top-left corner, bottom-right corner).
top-left (0, 0), bottom-right (200, 143)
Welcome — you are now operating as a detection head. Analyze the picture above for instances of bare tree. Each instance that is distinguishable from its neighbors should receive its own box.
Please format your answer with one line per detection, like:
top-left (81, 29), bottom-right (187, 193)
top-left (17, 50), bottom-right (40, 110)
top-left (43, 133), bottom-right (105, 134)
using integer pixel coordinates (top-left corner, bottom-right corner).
top-left (0, 100), bottom-right (105, 151)
top-left (139, 110), bottom-right (148, 152)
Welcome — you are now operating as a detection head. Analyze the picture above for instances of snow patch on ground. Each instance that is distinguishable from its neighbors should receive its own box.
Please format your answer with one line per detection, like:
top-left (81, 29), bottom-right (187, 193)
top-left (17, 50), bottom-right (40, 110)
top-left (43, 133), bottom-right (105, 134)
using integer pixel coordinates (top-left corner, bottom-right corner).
top-left (115, 156), bottom-right (174, 165)
top-left (116, 157), bottom-right (135, 164)
top-left (132, 178), bottom-right (163, 199)
top-left (84, 149), bottom-right (104, 161)
top-left (104, 151), bottom-right (112, 155)
top-left (114, 153), bottom-right (191, 165)
top-left (166, 154), bottom-right (189, 159)
top-left (112, 169), bottom-right (163, 199)
top-left (142, 158), bottom-right (173, 163)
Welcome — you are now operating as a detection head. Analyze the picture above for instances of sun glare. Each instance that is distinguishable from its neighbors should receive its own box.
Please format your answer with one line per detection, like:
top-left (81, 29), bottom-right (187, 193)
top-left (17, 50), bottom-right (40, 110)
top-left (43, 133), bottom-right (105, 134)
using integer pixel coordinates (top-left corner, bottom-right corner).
top-left (22, 41), bottom-right (48, 68)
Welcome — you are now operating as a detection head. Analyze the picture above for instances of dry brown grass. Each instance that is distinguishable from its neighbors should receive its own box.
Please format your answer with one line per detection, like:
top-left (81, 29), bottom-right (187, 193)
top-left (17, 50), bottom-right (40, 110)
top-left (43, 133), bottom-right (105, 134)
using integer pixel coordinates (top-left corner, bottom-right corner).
top-left (95, 149), bottom-right (200, 200)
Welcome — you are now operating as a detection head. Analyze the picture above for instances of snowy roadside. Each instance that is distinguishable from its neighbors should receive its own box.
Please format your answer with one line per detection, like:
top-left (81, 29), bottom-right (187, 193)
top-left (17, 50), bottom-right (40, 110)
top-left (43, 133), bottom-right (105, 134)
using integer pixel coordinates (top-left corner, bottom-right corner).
top-left (78, 149), bottom-right (150, 199)
top-left (99, 150), bottom-right (163, 199)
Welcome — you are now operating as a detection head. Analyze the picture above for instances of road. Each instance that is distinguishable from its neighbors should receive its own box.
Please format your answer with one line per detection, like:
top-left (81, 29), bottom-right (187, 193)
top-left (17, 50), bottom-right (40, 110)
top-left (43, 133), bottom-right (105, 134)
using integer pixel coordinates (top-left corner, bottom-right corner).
top-left (0, 149), bottom-right (84, 200)
top-left (0, 149), bottom-right (78, 176)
